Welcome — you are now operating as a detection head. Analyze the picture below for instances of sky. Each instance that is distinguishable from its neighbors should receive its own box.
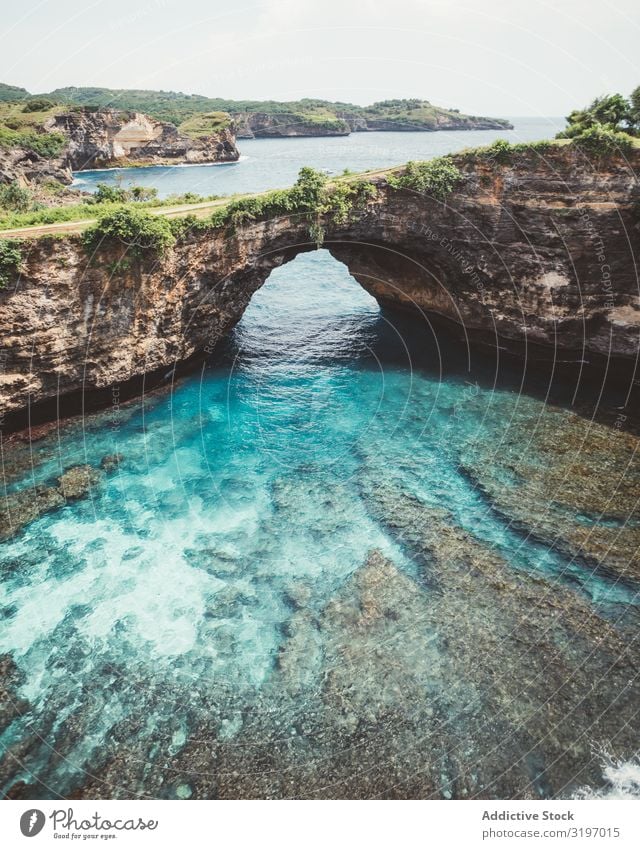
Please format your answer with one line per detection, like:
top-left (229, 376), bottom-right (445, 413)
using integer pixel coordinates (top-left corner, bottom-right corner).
top-left (1, 0), bottom-right (638, 116)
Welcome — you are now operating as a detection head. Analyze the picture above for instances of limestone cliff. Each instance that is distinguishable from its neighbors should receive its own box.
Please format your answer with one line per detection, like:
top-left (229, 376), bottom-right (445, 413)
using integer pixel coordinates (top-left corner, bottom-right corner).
top-left (339, 112), bottom-right (513, 132)
top-left (233, 112), bottom-right (349, 138)
top-left (0, 144), bottom-right (72, 188)
top-left (50, 108), bottom-right (239, 169)
top-left (234, 110), bottom-right (511, 138)
top-left (1, 145), bottom-right (638, 426)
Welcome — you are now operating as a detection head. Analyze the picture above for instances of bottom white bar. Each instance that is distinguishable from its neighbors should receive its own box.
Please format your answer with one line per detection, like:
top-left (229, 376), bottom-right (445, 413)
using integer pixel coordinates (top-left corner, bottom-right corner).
top-left (1, 799), bottom-right (638, 849)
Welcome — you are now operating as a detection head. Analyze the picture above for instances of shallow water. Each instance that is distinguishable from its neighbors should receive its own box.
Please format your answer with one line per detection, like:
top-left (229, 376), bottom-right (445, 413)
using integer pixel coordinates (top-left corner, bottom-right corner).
top-left (71, 117), bottom-right (566, 198)
top-left (1, 250), bottom-right (638, 799)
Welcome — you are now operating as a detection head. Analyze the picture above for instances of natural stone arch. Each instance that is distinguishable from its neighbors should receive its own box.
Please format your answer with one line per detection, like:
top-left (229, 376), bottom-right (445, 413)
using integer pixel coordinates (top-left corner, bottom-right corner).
top-left (2, 145), bottom-right (639, 429)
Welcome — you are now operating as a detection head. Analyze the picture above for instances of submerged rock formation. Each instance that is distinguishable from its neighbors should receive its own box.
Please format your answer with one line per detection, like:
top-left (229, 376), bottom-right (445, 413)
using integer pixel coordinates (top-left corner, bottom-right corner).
top-left (0, 145), bottom-right (639, 425)
top-left (50, 108), bottom-right (239, 169)
top-left (20, 531), bottom-right (637, 799)
top-left (0, 464), bottom-right (103, 540)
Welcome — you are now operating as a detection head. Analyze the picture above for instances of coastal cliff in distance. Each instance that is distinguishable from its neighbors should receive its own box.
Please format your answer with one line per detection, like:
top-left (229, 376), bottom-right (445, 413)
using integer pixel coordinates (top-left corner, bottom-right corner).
top-left (232, 103), bottom-right (513, 138)
top-left (39, 86), bottom-right (513, 136)
top-left (50, 108), bottom-right (239, 170)
top-left (0, 99), bottom-right (240, 191)
top-left (233, 112), bottom-right (350, 138)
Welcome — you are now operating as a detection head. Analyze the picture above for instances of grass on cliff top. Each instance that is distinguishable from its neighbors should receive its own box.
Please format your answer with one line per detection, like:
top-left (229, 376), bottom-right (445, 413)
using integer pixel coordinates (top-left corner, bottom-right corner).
top-left (33, 86), bottom-right (509, 128)
top-left (0, 100), bottom-right (68, 157)
top-left (177, 111), bottom-right (232, 138)
top-left (0, 190), bottom-right (222, 230)
top-left (359, 100), bottom-right (511, 129)
top-left (455, 132), bottom-right (640, 162)
top-left (0, 100), bottom-right (65, 129)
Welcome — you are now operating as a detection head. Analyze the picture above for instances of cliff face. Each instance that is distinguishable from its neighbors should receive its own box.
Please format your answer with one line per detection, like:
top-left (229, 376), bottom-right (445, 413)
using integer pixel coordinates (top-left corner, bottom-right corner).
top-left (49, 109), bottom-right (239, 169)
top-left (1, 146), bottom-right (638, 424)
top-left (0, 145), bottom-right (72, 187)
top-left (233, 112), bottom-right (349, 138)
top-left (234, 110), bottom-right (511, 138)
top-left (339, 112), bottom-right (513, 132)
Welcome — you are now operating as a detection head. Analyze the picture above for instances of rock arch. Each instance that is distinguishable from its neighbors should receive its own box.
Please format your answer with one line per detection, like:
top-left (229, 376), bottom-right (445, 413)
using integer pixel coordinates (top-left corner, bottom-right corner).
top-left (1, 145), bottom-right (639, 429)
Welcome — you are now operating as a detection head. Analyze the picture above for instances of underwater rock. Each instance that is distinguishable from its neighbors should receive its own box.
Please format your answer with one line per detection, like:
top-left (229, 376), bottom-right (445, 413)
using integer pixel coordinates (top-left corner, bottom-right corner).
top-left (283, 581), bottom-right (312, 610)
top-left (0, 463), bottom-right (103, 540)
top-left (57, 464), bottom-right (101, 500)
top-left (0, 654), bottom-right (29, 731)
top-left (100, 453), bottom-right (124, 472)
top-left (0, 485), bottom-right (65, 540)
top-left (318, 549), bottom-right (443, 726)
top-left (358, 479), bottom-right (640, 797)
top-left (457, 398), bottom-right (640, 583)
top-left (277, 610), bottom-right (323, 696)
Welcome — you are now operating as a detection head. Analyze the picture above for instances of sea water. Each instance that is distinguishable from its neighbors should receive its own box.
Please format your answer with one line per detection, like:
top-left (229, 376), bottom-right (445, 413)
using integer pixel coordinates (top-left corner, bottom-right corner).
top-left (71, 118), bottom-right (566, 198)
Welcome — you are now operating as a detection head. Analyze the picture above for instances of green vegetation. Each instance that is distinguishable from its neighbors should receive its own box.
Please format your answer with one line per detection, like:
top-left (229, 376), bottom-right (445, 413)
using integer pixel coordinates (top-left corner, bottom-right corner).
top-left (357, 99), bottom-right (510, 130)
top-left (556, 87), bottom-right (640, 152)
top-left (0, 182), bottom-right (218, 230)
top-left (0, 198), bottom-right (107, 230)
top-left (0, 238), bottom-right (23, 287)
top-left (0, 99), bottom-right (63, 129)
top-left (387, 157), bottom-right (462, 198)
top-left (84, 207), bottom-right (175, 258)
top-left (177, 111), bottom-right (232, 138)
top-left (456, 137), bottom-right (562, 165)
top-left (0, 182), bottom-right (32, 212)
top-left (0, 126), bottom-right (66, 158)
top-left (0, 159), bottom-right (464, 247)
top-left (186, 167), bottom-right (378, 245)
top-left (93, 183), bottom-right (158, 203)
top-left (22, 98), bottom-right (58, 113)
top-left (170, 160), bottom-right (456, 245)
top-left (23, 85), bottom-right (508, 131)
top-left (569, 124), bottom-right (634, 154)
top-left (0, 83), bottom-right (29, 102)
top-left (0, 99), bottom-right (67, 158)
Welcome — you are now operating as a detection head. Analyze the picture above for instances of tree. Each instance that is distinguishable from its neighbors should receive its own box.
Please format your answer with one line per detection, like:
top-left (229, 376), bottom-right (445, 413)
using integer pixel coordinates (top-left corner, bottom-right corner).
top-left (558, 90), bottom-right (637, 140)
top-left (629, 86), bottom-right (640, 130)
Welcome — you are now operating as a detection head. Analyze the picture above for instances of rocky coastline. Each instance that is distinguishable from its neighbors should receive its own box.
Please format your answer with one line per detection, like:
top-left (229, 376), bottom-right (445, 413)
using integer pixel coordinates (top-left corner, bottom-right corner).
top-left (0, 107), bottom-right (240, 192)
top-left (232, 109), bottom-right (512, 138)
top-left (50, 108), bottom-right (239, 170)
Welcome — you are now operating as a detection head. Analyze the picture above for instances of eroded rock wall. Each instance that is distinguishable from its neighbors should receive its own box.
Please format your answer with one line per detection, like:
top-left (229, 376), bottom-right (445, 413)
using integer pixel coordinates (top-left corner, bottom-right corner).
top-left (50, 109), bottom-right (239, 169)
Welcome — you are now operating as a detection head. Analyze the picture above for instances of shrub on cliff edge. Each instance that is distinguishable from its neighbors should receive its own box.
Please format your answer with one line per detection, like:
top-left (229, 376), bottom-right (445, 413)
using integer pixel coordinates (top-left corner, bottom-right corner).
top-left (0, 181), bottom-right (33, 212)
top-left (571, 124), bottom-right (634, 155)
top-left (194, 167), bottom-right (378, 246)
top-left (84, 207), bottom-right (175, 258)
top-left (387, 157), bottom-right (462, 200)
top-left (0, 238), bottom-right (23, 288)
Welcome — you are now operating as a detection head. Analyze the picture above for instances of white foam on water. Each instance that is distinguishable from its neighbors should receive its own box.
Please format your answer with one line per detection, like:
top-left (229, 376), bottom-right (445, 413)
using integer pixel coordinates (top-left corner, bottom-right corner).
top-left (574, 755), bottom-right (640, 799)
